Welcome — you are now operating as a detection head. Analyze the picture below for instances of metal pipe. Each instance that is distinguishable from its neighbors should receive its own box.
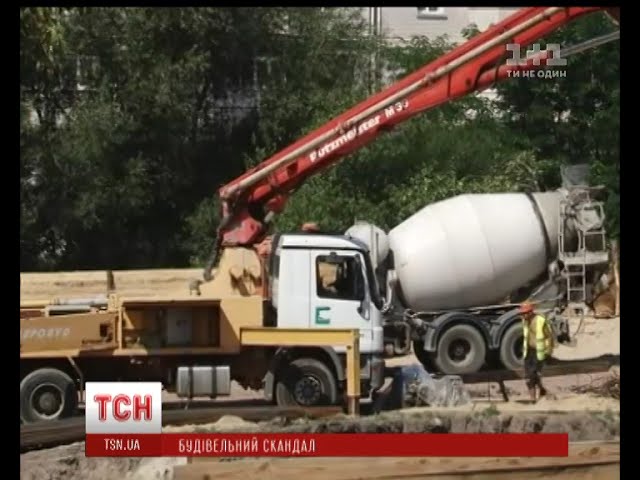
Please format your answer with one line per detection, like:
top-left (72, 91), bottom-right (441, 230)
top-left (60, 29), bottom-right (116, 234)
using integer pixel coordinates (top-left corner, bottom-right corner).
top-left (395, 322), bottom-right (412, 356)
top-left (52, 296), bottom-right (108, 306)
top-left (46, 305), bottom-right (94, 313)
top-left (369, 7), bottom-right (375, 93)
top-left (20, 300), bottom-right (49, 309)
top-left (560, 30), bottom-right (619, 58)
top-left (221, 7), bottom-right (565, 200)
top-left (369, 7), bottom-right (374, 36)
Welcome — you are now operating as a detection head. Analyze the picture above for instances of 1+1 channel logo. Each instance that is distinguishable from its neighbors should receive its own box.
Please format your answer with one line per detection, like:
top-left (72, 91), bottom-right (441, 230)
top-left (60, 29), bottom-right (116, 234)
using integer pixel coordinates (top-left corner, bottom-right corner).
top-left (85, 382), bottom-right (162, 456)
top-left (505, 43), bottom-right (568, 80)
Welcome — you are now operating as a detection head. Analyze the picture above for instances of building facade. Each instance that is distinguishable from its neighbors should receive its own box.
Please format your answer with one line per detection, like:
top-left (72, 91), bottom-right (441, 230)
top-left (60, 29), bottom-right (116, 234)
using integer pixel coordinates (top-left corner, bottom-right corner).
top-left (364, 7), bottom-right (519, 104)
top-left (365, 7), bottom-right (520, 43)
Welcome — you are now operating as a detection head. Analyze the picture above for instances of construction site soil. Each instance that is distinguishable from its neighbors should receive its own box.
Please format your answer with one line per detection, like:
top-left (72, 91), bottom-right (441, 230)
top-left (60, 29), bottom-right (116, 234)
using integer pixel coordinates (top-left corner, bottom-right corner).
top-left (20, 269), bottom-right (202, 301)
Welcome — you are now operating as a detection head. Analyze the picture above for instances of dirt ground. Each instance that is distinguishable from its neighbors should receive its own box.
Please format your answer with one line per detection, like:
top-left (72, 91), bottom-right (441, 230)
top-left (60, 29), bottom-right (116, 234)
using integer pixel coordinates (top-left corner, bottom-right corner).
top-left (21, 315), bottom-right (620, 480)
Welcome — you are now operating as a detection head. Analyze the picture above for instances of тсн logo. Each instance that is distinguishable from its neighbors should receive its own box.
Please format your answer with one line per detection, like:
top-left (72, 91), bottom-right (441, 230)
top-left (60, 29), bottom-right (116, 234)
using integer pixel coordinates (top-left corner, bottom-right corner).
top-left (85, 382), bottom-right (162, 434)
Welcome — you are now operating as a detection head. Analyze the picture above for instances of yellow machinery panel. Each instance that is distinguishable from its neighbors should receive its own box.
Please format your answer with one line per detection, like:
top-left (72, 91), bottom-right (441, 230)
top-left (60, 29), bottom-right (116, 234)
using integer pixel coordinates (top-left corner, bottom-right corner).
top-left (219, 296), bottom-right (264, 351)
top-left (20, 312), bottom-right (118, 354)
top-left (117, 295), bottom-right (264, 354)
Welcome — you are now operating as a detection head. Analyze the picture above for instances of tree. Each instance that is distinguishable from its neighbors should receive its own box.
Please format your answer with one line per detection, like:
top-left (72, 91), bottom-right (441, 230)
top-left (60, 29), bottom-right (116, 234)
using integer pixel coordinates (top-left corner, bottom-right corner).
top-left (20, 7), bottom-right (379, 269)
top-left (21, 8), bottom-right (285, 269)
top-left (21, 7), bottom-right (75, 269)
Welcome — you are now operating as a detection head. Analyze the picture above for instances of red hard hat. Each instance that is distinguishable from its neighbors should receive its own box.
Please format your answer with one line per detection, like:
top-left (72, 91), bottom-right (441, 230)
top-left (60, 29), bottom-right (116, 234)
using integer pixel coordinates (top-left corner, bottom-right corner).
top-left (301, 222), bottom-right (320, 233)
top-left (519, 302), bottom-right (534, 314)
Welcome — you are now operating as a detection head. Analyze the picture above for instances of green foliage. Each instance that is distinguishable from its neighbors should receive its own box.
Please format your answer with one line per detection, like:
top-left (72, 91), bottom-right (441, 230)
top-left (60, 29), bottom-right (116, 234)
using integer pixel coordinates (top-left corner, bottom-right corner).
top-left (20, 7), bottom-right (620, 270)
top-left (184, 196), bottom-right (221, 266)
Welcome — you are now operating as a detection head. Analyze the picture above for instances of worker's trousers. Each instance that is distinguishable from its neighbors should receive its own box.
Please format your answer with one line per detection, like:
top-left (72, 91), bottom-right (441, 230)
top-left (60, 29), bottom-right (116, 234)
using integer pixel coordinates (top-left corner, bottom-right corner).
top-left (524, 349), bottom-right (545, 390)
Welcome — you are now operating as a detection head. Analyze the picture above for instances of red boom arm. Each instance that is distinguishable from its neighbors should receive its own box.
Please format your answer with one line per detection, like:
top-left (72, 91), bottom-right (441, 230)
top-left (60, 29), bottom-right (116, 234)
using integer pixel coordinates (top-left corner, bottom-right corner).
top-left (210, 6), bottom-right (617, 262)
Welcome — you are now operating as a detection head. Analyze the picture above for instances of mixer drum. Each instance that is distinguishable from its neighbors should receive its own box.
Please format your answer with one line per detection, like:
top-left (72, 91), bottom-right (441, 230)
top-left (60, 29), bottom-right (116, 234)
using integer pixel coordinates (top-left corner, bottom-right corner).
top-left (388, 192), bottom-right (562, 311)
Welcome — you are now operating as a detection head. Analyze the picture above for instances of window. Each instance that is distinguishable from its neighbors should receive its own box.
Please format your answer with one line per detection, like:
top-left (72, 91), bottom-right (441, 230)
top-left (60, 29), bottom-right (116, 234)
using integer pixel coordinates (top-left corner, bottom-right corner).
top-left (417, 7), bottom-right (447, 19)
top-left (316, 254), bottom-right (365, 301)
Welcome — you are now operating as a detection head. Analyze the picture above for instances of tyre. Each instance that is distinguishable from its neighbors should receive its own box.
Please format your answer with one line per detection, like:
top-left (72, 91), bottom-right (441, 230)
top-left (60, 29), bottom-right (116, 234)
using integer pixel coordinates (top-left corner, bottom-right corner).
top-left (20, 368), bottom-right (78, 424)
top-left (434, 324), bottom-right (486, 374)
top-left (275, 357), bottom-right (339, 407)
top-left (499, 323), bottom-right (525, 371)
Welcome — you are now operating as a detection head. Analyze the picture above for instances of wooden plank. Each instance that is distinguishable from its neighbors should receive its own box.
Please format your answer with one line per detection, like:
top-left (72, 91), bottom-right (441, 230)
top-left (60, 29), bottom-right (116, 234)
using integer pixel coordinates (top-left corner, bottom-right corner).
top-left (175, 464), bottom-right (619, 480)
top-left (174, 443), bottom-right (619, 480)
top-left (175, 458), bottom-right (619, 480)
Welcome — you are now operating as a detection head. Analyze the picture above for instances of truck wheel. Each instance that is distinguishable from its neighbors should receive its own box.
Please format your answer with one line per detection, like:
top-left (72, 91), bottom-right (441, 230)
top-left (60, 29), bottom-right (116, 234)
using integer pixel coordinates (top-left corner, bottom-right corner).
top-left (499, 323), bottom-right (524, 371)
top-left (20, 368), bottom-right (77, 424)
top-left (434, 324), bottom-right (486, 374)
top-left (275, 358), bottom-right (339, 407)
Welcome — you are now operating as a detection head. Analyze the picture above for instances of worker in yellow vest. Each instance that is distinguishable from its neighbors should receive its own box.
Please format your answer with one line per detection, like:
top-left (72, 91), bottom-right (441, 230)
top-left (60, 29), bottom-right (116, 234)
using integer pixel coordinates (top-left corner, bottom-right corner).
top-left (519, 302), bottom-right (555, 403)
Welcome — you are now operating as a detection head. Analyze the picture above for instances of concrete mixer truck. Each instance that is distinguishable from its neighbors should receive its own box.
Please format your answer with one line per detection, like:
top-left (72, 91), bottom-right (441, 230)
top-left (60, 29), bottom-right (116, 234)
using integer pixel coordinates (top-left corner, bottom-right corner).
top-left (346, 184), bottom-right (610, 375)
top-left (20, 7), bottom-right (619, 422)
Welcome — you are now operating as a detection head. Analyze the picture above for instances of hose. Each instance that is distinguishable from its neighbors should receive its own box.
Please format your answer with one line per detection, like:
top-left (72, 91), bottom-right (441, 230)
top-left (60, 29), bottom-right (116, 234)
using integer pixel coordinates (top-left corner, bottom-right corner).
top-left (559, 31), bottom-right (619, 59)
top-left (202, 207), bottom-right (236, 282)
top-left (202, 233), bottom-right (222, 282)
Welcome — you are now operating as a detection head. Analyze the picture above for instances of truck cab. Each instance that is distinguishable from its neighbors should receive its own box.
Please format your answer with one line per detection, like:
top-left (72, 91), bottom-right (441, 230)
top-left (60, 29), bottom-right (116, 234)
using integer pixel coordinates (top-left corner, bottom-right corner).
top-left (268, 233), bottom-right (386, 396)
